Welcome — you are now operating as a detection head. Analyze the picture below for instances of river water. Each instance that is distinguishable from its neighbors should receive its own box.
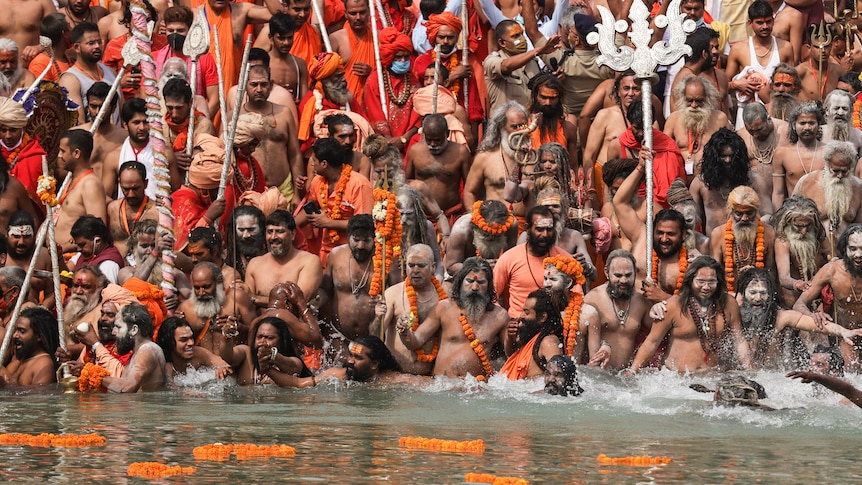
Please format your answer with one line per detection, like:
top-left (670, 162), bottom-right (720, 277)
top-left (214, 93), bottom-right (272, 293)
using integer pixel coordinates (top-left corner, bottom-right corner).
top-left (1, 368), bottom-right (860, 483)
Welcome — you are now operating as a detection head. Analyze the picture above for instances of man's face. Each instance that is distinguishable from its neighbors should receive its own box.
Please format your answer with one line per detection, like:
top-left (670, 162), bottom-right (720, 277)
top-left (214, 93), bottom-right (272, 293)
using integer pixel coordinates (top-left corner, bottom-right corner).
top-left (76, 31), bottom-right (103, 63)
top-left (266, 223), bottom-right (292, 257)
top-left (461, 270), bottom-right (489, 295)
top-left (527, 215), bottom-right (556, 254)
top-left (0, 50), bottom-right (17, 79)
top-left (828, 96), bottom-right (853, 123)
top-left (345, 342), bottom-right (377, 381)
top-left (749, 16), bottom-right (774, 38)
top-left (675, 202), bottom-right (698, 231)
top-left (173, 325), bottom-right (195, 360)
top-left (133, 232), bottom-right (156, 264)
top-left (191, 269), bottom-right (217, 300)
top-left (536, 86), bottom-right (561, 109)
top-left (422, 68), bottom-right (439, 87)
top-left (435, 25), bottom-right (458, 54)
top-left (74, 236), bottom-right (97, 258)
top-left (717, 145), bottom-right (734, 167)
top-left (707, 38), bottom-right (720, 68)
top-left (344, 0), bottom-right (370, 32)
top-left (186, 241), bottom-right (215, 265)
top-left (119, 169), bottom-right (147, 207)
top-left (743, 280), bottom-right (769, 307)
top-left (789, 215), bottom-right (814, 237)
top-left (208, 0), bottom-right (229, 10)
top-left (7, 224), bottom-right (35, 258)
top-left (165, 96), bottom-right (191, 124)
top-left (113, 311), bottom-right (136, 355)
top-left (684, 82), bottom-right (706, 110)
top-left (653, 220), bottom-right (684, 257)
top-left (271, 31), bottom-right (295, 54)
top-left (691, 267), bottom-right (718, 301)
top-left (86, 96), bottom-right (106, 122)
top-left (71, 270), bottom-right (100, 298)
top-left (165, 21), bottom-right (189, 37)
top-left (809, 352), bottom-right (833, 375)
top-left (331, 123), bottom-right (357, 150)
top-left (505, 109), bottom-right (528, 136)
top-left (517, 297), bottom-right (543, 343)
top-left (12, 316), bottom-right (41, 360)
top-left (69, 0), bottom-right (89, 14)
top-left (616, 76), bottom-right (640, 109)
top-left (499, 24), bottom-right (528, 55)
top-left (681, 0), bottom-right (704, 21)
top-left (544, 361), bottom-right (568, 395)
top-left (541, 197), bottom-right (562, 217)
top-left (287, 0), bottom-right (311, 23)
top-left (606, 257), bottom-right (635, 299)
top-left (844, 233), bottom-right (862, 271)
top-left (731, 207), bottom-right (757, 225)
top-left (543, 265), bottom-right (569, 292)
top-left (126, 113), bottom-right (150, 143)
top-left (247, 71), bottom-right (273, 103)
top-left (537, 151), bottom-right (559, 175)
top-left (57, 138), bottom-right (78, 171)
top-left (772, 76), bottom-right (797, 95)
top-left (98, 302), bottom-right (119, 342)
top-left (349, 232), bottom-right (375, 263)
top-left (254, 322), bottom-right (280, 354)
top-left (809, 42), bottom-right (831, 64)
top-left (406, 252), bottom-right (434, 288)
top-left (794, 113), bottom-right (820, 141)
top-left (0, 124), bottom-right (24, 147)
top-left (424, 127), bottom-right (448, 155)
top-left (827, 155), bottom-right (853, 181)
top-left (745, 117), bottom-right (773, 142)
top-left (236, 214), bottom-right (262, 244)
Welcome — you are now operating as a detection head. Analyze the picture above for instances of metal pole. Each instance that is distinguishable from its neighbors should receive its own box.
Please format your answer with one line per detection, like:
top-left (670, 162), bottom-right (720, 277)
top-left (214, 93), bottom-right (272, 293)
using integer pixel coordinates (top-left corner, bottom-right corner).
top-left (641, 79), bottom-right (654, 278)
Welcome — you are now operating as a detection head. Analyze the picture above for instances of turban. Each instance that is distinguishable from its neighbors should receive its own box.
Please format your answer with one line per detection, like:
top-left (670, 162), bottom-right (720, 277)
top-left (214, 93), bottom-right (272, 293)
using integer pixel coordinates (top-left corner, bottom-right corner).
top-left (591, 217), bottom-right (612, 254)
top-left (666, 178), bottom-right (694, 206)
top-left (573, 13), bottom-right (598, 40)
top-left (101, 284), bottom-right (139, 310)
top-left (239, 187), bottom-right (287, 216)
top-left (309, 52), bottom-right (344, 83)
top-left (122, 277), bottom-right (167, 338)
top-left (426, 12), bottom-right (462, 45)
top-left (189, 134), bottom-right (231, 190)
top-left (0, 97), bottom-right (28, 129)
top-left (234, 112), bottom-right (268, 147)
top-left (413, 85), bottom-right (457, 116)
top-left (726, 185), bottom-right (759, 211)
top-left (378, 27), bottom-right (413, 68)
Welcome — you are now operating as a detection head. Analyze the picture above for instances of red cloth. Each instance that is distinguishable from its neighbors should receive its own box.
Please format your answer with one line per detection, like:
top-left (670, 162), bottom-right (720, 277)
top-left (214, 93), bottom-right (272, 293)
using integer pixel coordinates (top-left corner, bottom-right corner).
top-left (104, 34), bottom-right (166, 100)
top-left (235, 152), bottom-right (267, 193)
top-left (617, 128), bottom-right (686, 209)
top-left (74, 244), bottom-right (125, 271)
top-left (6, 136), bottom-right (47, 212)
top-left (344, 23), bottom-right (376, 102)
top-left (324, 0), bottom-right (346, 27)
top-left (378, 27), bottom-right (413, 68)
top-left (363, 70), bottom-right (417, 138)
top-left (412, 51), bottom-right (484, 122)
top-left (84, 340), bottom-right (133, 367)
top-left (171, 185), bottom-right (236, 250)
top-left (500, 334), bottom-right (540, 380)
top-left (425, 12), bottom-right (462, 45)
top-left (376, 0), bottom-right (417, 34)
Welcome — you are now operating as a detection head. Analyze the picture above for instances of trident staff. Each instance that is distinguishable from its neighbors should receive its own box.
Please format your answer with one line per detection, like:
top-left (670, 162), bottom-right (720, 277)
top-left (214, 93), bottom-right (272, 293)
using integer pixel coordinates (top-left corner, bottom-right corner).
top-left (368, 0), bottom-right (388, 119)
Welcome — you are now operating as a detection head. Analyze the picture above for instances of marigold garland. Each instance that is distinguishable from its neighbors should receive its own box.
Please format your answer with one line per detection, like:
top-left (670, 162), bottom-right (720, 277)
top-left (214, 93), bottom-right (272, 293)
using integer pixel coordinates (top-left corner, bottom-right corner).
top-left (430, 51), bottom-right (461, 100)
top-left (126, 462), bottom-right (196, 478)
top-left (596, 454), bottom-right (673, 466)
top-left (562, 293), bottom-right (584, 356)
top-left (460, 314), bottom-right (494, 380)
top-left (4, 132), bottom-right (31, 168)
top-left (723, 218), bottom-right (765, 291)
top-left (193, 443), bottom-right (297, 460)
top-left (0, 433), bottom-right (106, 447)
top-left (854, 93), bottom-right (862, 130)
top-left (318, 164), bottom-right (353, 244)
top-left (651, 245), bottom-right (687, 294)
top-left (405, 276), bottom-right (448, 362)
top-left (36, 175), bottom-right (58, 207)
top-left (399, 436), bottom-right (485, 453)
top-left (369, 189), bottom-right (403, 298)
top-left (77, 362), bottom-right (110, 392)
top-left (465, 473), bottom-right (529, 485)
top-left (471, 200), bottom-right (515, 236)
top-left (543, 255), bottom-right (587, 286)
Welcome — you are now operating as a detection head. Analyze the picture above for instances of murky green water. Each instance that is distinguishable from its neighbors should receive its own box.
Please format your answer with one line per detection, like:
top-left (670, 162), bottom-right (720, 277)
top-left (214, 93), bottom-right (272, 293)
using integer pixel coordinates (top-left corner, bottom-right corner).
top-left (1, 369), bottom-right (860, 483)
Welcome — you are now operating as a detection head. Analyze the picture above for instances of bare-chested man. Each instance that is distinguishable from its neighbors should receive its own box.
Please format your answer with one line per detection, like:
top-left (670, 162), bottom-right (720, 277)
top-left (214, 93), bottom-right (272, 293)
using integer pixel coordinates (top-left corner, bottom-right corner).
top-left (0, 307), bottom-right (58, 387)
top-left (580, 250), bottom-right (652, 371)
top-left (245, 210), bottom-right (322, 307)
top-left (252, 282), bottom-right (323, 353)
top-left (406, 114), bottom-right (470, 222)
top-left (794, 224), bottom-right (862, 370)
top-left (795, 30), bottom-right (841, 103)
top-left (155, 317), bottom-right (232, 381)
top-left (792, 140), bottom-right (862, 252)
top-left (0, 145), bottom-right (35, 231)
top-left (668, 27), bottom-right (729, 116)
top-left (772, 196), bottom-right (828, 308)
top-left (0, 0), bottom-right (55, 64)
top-left (769, 0), bottom-right (805, 63)
top-left (666, 179), bottom-right (711, 255)
top-left (376, 244), bottom-right (445, 375)
top-left (600, 158), bottom-right (641, 252)
top-left (329, 0), bottom-right (374, 101)
top-left (74, 82), bottom-right (127, 180)
top-left (398, 257), bottom-right (509, 379)
top-left (106, 162), bottom-right (158, 256)
top-left (4, 212), bottom-right (50, 304)
top-left (63, 0), bottom-right (108, 31)
top-left (100, 302), bottom-right (166, 392)
top-left (772, 101), bottom-right (825, 209)
top-left (54, 130), bottom-right (108, 252)
top-left (266, 13), bottom-right (307, 102)
top-left (500, 289), bottom-right (564, 379)
top-left (183, 226), bottom-right (240, 289)
top-left (0, 267), bottom-right (32, 341)
top-left (444, 200), bottom-right (519, 275)
top-left (0, 39), bottom-right (35, 93)
top-left (764, 63), bottom-right (801, 121)
top-left (663, 76), bottom-right (731, 176)
top-left (629, 256), bottom-right (753, 373)
top-left (821, 90), bottom-right (862, 158)
top-left (738, 103), bottom-right (790, 207)
top-left (220, 315), bottom-right (315, 387)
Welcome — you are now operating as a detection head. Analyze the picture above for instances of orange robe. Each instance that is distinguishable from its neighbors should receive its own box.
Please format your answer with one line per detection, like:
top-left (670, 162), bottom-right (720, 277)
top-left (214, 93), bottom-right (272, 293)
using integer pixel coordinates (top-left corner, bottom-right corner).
top-left (531, 123), bottom-right (567, 148)
top-left (204, 4), bottom-right (240, 91)
top-left (344, 24), bottom-right (376, 102)
top-left (290, 22), bottom-right (323, 69)
top-left (500, 335), bottom-right (540, 380)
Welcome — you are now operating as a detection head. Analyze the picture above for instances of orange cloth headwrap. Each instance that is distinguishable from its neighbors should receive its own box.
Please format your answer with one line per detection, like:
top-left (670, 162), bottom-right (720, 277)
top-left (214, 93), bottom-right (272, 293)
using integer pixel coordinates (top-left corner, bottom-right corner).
top-left (122, 277), bottom-right (168, 338)
top-left (309, 52), bottom-right (345, 92)
top-left (378, 27), bottom-right (413, 68)
top-left (426, 12), bottom-right (462, 45)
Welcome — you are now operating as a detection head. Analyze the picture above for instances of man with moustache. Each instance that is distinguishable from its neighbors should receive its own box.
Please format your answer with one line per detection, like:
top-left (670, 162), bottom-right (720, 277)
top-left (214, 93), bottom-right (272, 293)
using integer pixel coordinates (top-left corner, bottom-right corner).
top-left (399, 257), bottom-right (510, 379)
top-left (319, 335), bottom-right (408, 383)
top-left (0, 307), bottom-right (59, 387)
top-left (500, 290), bottom-right (563, 380)
top-left (665, 180), bottom-right (711, 255)
top-left (821, 90), bottom-right (862, 157)
top-left (106, 161), bottom-right (159, 257)
top-left (54, 130), bottom-right (107, 252)
top-left (229, 206), bottom-right (267, 280)
top-left (324, 114), bottom-right (371, 180)
top-left (0, 39), bottom-right (35, 92)
top-left (580, 250), bottom-right (653, 371)
top-left (100, 302), bottom-right (166, 392)
top-left (765, 64), bottom-right (801, 121)
top-left (772, 102), bottom-right (826, 210)
top-left (162, 78), bottom-right (216, 181)
top-left (527, 184), bottom-right (596, 282)
top-left (220, 316), bottom-right (315, 387)
top-left (297, 52), bottom-right (365, 151)
top-left (64, 266), bottom-right (108, 358)
top-left (792, 141), bottom-right (862, 256)
top-left (526, 74), bottom-right (579, 167)
top-left (543, 354), bottom-right (583, 396)
top-left (772, 197), bottom-right (828, 308)
top-left (118, 220), bottom-right (191, 306)
top-left (5, 211), bottom-right (52, 305)
top-left (664, 75), bottom-right (731, 177)
top-left (738, 103), bottom-right (789, 207)
top-left (59, 22), bottom-right (117, 123)
top-left (156, 317), bottom-right (233, 381)
top-left (444, 200), bottom-right (519, 276)
top-left (0, 266), bottom-right (29, 331)
top-left (668, 27), bottom-right (729, 116)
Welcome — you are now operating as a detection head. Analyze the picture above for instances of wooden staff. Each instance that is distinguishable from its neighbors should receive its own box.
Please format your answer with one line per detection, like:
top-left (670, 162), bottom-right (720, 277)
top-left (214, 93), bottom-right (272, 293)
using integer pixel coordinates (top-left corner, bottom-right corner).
top-left (213, 26), bottom-right (230, 145)
top-left (368, 0), bottom-right (389, 119)
top-left (432, 44), bottom-right (441, 114)
top-left (461, 0), bottom-right (469, 114)
top-left (40, 157), bottom-right (66, 351)
top-left (218, 35), bottom-right (253, 201)
top-left (183, 11), bottom-right (211, 183)
top-left (311, 0), bottom-right (333, 52)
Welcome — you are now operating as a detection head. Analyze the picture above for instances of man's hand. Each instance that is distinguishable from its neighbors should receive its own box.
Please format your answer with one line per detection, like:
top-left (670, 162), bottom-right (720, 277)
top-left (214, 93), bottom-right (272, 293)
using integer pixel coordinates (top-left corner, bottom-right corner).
top-left (21, 44), bottom-right (43, 64)
top-left (374, 297), bottom-right (387, 319)
top-left (73, 324), bottom-right (100, 347)
top-left (649, 300), bottom-right (668, 321)
top-left (256, 344), bottom-right (275, 372)
top-left (282, 282), bottom-right (306, 307)
top-left (175, 152), bottom-right (193, 172)
top-left (352, 62), bottom-right (372, 78)
top-left (215, 365), bottom-right (233, 380)
top-left (637, 147), bottom-right (654, 169)
top-left (307, 212), bottom-right (333, 228)
top-left (841, 328), bottom-right (862, 346)
top-left (164, 292), bottom-right (179, 311)
top-left (204, 198), bottom-right (226, 223)
top-left (507, 317), bottom-right (519, 341)
top-left (588, 341), bottom-right (611, 368)
top-left (449, 64), bottom-right (471, 82)
top-left (731, 76), bottom-right (760, 97)
top-left (642, 279), bottom-right (671, 303)
top-left (121, 69), bottom-right (143, 90)
top-left (811, 311), bottom-right (833, 329)
top-left (212, 314), bottom-right (236, 334)
top-left (157, 232), bottom-right (175, 252)
top-left (536, 34), bottom-right (560, 55)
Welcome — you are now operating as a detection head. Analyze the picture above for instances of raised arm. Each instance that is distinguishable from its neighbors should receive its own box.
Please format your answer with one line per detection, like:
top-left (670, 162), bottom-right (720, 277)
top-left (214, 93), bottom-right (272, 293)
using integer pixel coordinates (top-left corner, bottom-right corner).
top-left (612, 151), bottom-right (647, 242)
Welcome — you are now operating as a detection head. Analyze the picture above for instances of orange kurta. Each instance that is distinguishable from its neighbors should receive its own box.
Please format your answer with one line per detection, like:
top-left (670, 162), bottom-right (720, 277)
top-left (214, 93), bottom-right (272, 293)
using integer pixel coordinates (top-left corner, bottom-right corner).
top-left (290, 22), bottom-right (323, 69)
top-left (344, 24), bottom-right (376, 102)
top-left (500, 334), bottom-right (540, 380)
top-left (531, 123), bottom-right (567, 148)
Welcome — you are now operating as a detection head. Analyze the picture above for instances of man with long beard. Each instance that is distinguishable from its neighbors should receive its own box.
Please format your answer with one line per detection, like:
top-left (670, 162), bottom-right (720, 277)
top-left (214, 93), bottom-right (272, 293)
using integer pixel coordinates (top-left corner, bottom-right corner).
top-left (500, 290), bottom-right (564, 380)
top-left (324, 114), bottom-right (371, 180)
top-left (445, 199), bottom-right (519, 276)
top-left (4, 211), bottom-right (52, 305)
top-left (0, 308), bottom-right (59, 387)
top-left (100, 302), bottom-right (166, 392)
top-left (772, 102), bottom-right (826, 209)
top-left (772, 196), bottom-right (828, 308)
top-left (664, 75), bottom-right (731, 177)
top-left (399, 257), bottom-right (509, 379)
top-left (64, 266), bottom-right (108, 359)
top-left (667, 27), bottom-right (729, 116)
top-left (666, 179), bottom-right (711, 255)
top-left (297, 52), bottom-right (365, 152)
top-left (792, 140), bottom-right (862, 257)
top-left (229, 206), bottom-right (267, 280)
top-left (765, 64), bottom-right (801, 121)
top-left (526, 73), bottom-right (579, 168)
top-left (580, 250), bottom-right (653, 371)
top-left (117, 220), bottom-right (191, 307)
top-left (709, 186), bottom-right (777, 293)
top-left (821, 90), bottom-right (862, 158)
top-left (0, 39), bottom-right (35, 92)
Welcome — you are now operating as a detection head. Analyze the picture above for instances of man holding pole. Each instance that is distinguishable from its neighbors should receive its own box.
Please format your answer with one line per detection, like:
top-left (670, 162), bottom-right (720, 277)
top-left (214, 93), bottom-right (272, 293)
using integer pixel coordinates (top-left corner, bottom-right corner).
top-left (330, 0), bottom-right (376, 102)
top-left (297, 52), bottom-right (364, 150)
top-left (162, 78), bottom-right (216, 181)
top-left (75, 82), bottom-right (127, 179)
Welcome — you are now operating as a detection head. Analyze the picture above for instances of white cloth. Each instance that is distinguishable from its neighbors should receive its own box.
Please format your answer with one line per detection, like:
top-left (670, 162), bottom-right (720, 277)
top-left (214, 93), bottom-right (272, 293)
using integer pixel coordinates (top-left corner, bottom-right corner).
top-left (412, 0), bottom-right (462, 54)
top-left (116, 138), bottom-right (156, 200)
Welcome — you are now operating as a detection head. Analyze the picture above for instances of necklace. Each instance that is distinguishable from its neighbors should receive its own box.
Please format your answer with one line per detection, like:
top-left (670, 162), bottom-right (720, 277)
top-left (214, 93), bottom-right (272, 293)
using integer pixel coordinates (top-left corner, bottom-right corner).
top-left (73, 62), bottom-right (103, 82)
top-left (796, 141), bottom-right (819, 174)
top-left (119, 196), bottom-right (149, 236)
top-left (686, 130), bottom-right (703, 163)
top-left (849, 276), bottom-right (862, 303)
top-left (687, 297), bottom-right (720, 362)
top-left (750, 131), bottom-right (775, 165)
top-left (459, 313), bottom-right (494, 380)
top-left (524, 244), bottom-right (546, 288)
top-left (348, 257), bottom-right (372, 297)
top-left (611, 297), bottom-right (631, 326)
top-left (382, 71), bottom-right (412, 107)
top-left (405, 276), bottom-right (447, 362)
top-left (807, 59), bottom-right (829, 101)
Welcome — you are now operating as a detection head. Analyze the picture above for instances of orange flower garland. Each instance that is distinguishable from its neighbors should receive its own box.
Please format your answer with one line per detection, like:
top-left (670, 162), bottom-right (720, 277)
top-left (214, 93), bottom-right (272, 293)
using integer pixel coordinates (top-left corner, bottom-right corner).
top-left (465, 473), bottom-right (529, 485)
top-left (399, 436), bottom-right (485, 453)
top-left (193, 443), bottom-right (233, 460)
top-left (430, 51), bottom-right (461, 100)
top-left (460, 314), bottom-right (494, 380)
top-left (4, 132), bottom-right (31, 168)
top-left (369, 189), bottom-right (402, 298)
top-left (723, 218), bottom-right (765, 291)
top-left (194, 443), bottom-right (297, 460)
top-left (854, 93), bottom-right (862, 130)
top-left (0, 433), bottom-right (106, 447)
top-left (78, 363), bottom-right (110, 392)
top-left (471, 200), bottom-right (515, 236)
top-left (36, 175), bottom-right (58, 207)
top-left (651, 245), bottom-right (687, 294)
top-left (405, 276), bottom-right (448, 362)
top-left (318, 164), bottom-right (353, 244)
top-left (543, 256), bottom-right (587, 355)
top-left (596, 454), bottom-right (673, 466)
top-left (127, 462), bottom-right (196, 478)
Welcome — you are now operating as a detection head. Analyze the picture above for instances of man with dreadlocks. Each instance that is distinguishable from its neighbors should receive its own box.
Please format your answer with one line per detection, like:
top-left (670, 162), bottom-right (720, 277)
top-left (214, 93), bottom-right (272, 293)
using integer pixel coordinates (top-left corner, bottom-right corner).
top-left (527, 73), bottom-right (579, 168)
top-left (821, 90), bottom-right (862, 157)
top-left (500, 290), bottom-right (564, 379)
top-left (445, 199), bottom-right (519, 276)
top-left (771, 101), bottom-right (826, 210)
top-left (666, 179), bottom-right (711, 255)
top-left (504, 142), bottom-right (578, 216)
top-left (397, 187), bottom-right (443, 281)
top-left (772, 196), bottom-right (827, 309)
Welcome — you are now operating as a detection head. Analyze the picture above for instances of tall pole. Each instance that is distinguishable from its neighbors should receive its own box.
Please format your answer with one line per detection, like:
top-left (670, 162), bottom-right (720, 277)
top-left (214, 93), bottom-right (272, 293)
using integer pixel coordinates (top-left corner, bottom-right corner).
top-left (218, 35), bottom-right (254, 201)
top-left (369, 0), bottom-right (389, 119)
top-left (41, 157), bottom-right (66, 352)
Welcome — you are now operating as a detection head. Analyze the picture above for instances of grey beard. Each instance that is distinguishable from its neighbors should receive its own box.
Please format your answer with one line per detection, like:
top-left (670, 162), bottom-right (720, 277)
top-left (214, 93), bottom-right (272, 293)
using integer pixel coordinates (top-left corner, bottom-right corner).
top-left (786, 231), bottom-right (819, 280)
top-left (191, 285), bottom-right (226, 320)
top-left (459, 291), bottom-right (490, 325)
top-left (682, 106), bottom-right (711, 134)
top-left (473, 229), bottom-right (508, 259)
top-left (740, 300), bottom-right (771, 337)
top-left (822, 170), bottom-right (852, 226)
top-left (770, 93), bottom-right (797, 121)
top-left (733, 221), bottom-right (757, 248)
top-left (64, 294), bottom-right (99, 324)
top-left (323, 82), bottom-right (352, 106)
top-left (829, 118), bottom-right (851, 141)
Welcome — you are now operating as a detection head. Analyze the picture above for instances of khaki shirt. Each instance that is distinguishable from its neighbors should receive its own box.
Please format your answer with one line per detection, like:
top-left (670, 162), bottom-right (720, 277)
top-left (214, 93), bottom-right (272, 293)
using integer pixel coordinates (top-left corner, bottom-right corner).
top-left (483, 49), bottom-right (541, 114)
top-left (537, 37), bottom-right (614, 116)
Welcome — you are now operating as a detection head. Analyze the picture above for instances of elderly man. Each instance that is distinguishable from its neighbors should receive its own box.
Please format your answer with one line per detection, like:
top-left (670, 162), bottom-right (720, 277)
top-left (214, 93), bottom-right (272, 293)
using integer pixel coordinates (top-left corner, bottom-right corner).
top-left (738, 103), bottom-right (789, 205)
top-left (67, 284), bottom-right (138, 378)
top-left (230, 112), bottom-right (267, 194)
top-left (500, 290), bottom-right (563, 380)
top-left (162, 78), bottom-right (216, 180)
top-left (444, 199), bottom-right (518, 276)
top-left (99, 302), bottom-right (166, 392)
top-left (297, 52), bottom-right (365, 150)
top-left (667, 28), bottom-right (729, 115)
top-left (772, 196), bottom-right (827, 308)
top-left (792, 140), bottom-right (862, 254)
top-left (821, 90), bottom-right (862, 156)
top-left (0, 308), bottom-right (59, 387)
top-left (0, 266), bottom-right (28, 328)
top-left (664, 76), bottom-right (731, 176)
top-left (399, 257), bottom-right (509, 379)
top-left (771, 102), bottom-right (825, 210)
top-left (64, 265), bottom-right (108, 358)
top-left (0, 39), bottom-right (35, 91)
top-left (765, 63), bottom-right (801, 120)
top-left (363, 27), bottom-right (417, 149)
top-left (117, 220), bottom-right (191, 305)
top-left (0, 97), bottom-right (46, 210)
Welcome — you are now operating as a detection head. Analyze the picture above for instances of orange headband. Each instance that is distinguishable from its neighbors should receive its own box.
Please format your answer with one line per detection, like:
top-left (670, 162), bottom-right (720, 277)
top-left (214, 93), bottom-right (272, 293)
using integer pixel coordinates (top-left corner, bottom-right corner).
top-left (773, 73), bottom-right (795, 86)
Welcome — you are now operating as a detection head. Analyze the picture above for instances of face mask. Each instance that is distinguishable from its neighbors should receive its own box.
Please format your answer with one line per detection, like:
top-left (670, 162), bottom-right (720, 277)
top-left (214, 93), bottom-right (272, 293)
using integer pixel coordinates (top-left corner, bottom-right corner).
top-left (510, 36), bottom-right (528, 55)
top-left (391, 60), bottom-right (411, 75)
top-left (515, 14), bottom-right (524, 25)
top-left (167, 33), bottom-right (186, 51)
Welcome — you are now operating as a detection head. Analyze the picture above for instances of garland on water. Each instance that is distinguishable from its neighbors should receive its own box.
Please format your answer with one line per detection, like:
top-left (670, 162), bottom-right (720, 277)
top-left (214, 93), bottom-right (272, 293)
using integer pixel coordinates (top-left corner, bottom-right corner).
top-left (405, 276), bottom-right (447, 362)
top-left (543, 256), bottom-right (586, 355)
top-left (127, 462), bottom-right (196, 477)
top-left (460, 314), bottom-right (494, 380)
top-left (193, 443), bottom-right (297, 460)
top-left (596, 454), bottom-right (673, 466)
top-left (651, 245), bottom-right (687, 294)
top-left (36, 175), bottom-right (58, 207)
top-left (399, 436), bottom-right (485, 453)
top-left (0, 433), bottom-right (106, 447)
top-left (471, 200), bottom-right (514, 235)
top-left (369, 188), bottom-right (402, 298)
top-left (724, 218), bottom-right (765, 290)
top-left (465, 473), bottom-right (529, 485)
top-left (319, 164), bottom-right (353, 244)
top-left (78, 363), bottom-right (110, 392)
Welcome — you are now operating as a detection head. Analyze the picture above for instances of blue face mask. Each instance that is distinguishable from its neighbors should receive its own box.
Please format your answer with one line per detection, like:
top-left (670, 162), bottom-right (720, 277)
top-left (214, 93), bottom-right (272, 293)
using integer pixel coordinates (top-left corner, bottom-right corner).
top-left (391, 60), bottom-right (411, 75)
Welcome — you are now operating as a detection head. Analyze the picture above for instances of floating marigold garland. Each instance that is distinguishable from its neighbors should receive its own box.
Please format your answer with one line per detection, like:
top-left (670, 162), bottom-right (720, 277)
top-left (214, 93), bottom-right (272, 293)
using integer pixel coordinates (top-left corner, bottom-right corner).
top-left (651, 245), bottom-right (687, 294)
top-left (471, 200), bottom-right (514, 236)
top-left (543, 256), bottom-right (586, 355)
top-left (36, 175), bottom-right (58, 207)
top-left (399, 436), bottom-right (485, 453)
top-left (318, 164), bottom-right (353, 244)
top-left (596, 454), bottom-right (673, 466)
top-left (369, 188), bottom-right (402, 298)
top-left (127, 462), bottom-right (196, 477)
top-left (0, 433), bottom-right (106, 447)
top-left (193, 443), bottom-right (297, 460)
top-left (405, 276), bottom-right (448, 362)
top-left (723, 218), bottom-right (765, 291)
top-left (460, 314), bottom-right (494, 380)
top-left (78, 362), bottom-right (110, 392)
top-left (465, 473), bottom-right (529, 485)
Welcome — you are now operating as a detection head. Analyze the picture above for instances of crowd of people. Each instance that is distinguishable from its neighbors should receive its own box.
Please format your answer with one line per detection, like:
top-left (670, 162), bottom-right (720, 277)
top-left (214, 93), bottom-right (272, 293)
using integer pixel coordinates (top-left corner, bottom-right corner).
top-left (0, 0), bottom-right (860, 406)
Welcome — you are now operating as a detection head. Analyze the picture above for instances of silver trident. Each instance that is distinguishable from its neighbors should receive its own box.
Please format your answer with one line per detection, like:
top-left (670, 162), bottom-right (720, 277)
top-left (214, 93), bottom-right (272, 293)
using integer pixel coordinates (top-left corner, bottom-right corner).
top-left (586, 0), bottom-right (695, 278)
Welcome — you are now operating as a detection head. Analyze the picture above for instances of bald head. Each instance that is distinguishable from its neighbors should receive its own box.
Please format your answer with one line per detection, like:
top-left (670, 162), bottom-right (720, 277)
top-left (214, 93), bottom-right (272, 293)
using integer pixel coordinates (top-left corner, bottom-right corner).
top-left (406, 243), bottom-right (434, 262)
top-left (191, 261), bottom-right (223, 284)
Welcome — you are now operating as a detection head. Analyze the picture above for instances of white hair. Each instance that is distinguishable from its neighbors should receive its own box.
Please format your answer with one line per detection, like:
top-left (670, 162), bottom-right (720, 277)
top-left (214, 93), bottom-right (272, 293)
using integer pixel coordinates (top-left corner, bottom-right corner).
top-left (0, 38), bottom-right (19, 53)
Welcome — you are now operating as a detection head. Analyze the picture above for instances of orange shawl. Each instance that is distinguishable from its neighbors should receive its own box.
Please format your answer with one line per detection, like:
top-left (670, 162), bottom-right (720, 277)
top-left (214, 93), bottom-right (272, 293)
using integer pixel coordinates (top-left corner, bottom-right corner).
top-left (205, 4), bottom-right (240, 91)
top-left (345, 24), bottom-right (375, 102)
top-left (290, 22), bottom-right (323, 68)
top-left (500, 334), bottom-right (540, 380)
top-left (532, 122), bottom-right (567, 148)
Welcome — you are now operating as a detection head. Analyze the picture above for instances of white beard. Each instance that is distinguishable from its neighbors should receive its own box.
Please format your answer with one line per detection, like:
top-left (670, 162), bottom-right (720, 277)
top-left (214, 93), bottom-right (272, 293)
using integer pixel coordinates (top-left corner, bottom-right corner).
top-left (191, 284), bottom-right (226, 320)
top-left (787, 231), bottom-right (819, 280)
top-left (682, 106), bottom-right (711, 134)
top-left (822, 169), bottom-right (852, 228)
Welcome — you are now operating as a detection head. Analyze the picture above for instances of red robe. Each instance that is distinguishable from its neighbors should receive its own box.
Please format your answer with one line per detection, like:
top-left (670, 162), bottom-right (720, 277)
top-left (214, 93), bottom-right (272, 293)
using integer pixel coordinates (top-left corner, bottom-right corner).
top-left (412, 50), bottom-right (485, 122)
top-left (297, 92), bottom-right (365, 152)
top-left (363, 70), bottom-right (417, 138)
top-left (234, 152), bottom-right (266, 194)
top-left (6, 135), bottom-right (47, 213)
top-left (74, 244), bottom-right (125, 271)
top-left (171, 185), bottom-right (236, 250)
top-left (617, 128), bottom-right (686, 209)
